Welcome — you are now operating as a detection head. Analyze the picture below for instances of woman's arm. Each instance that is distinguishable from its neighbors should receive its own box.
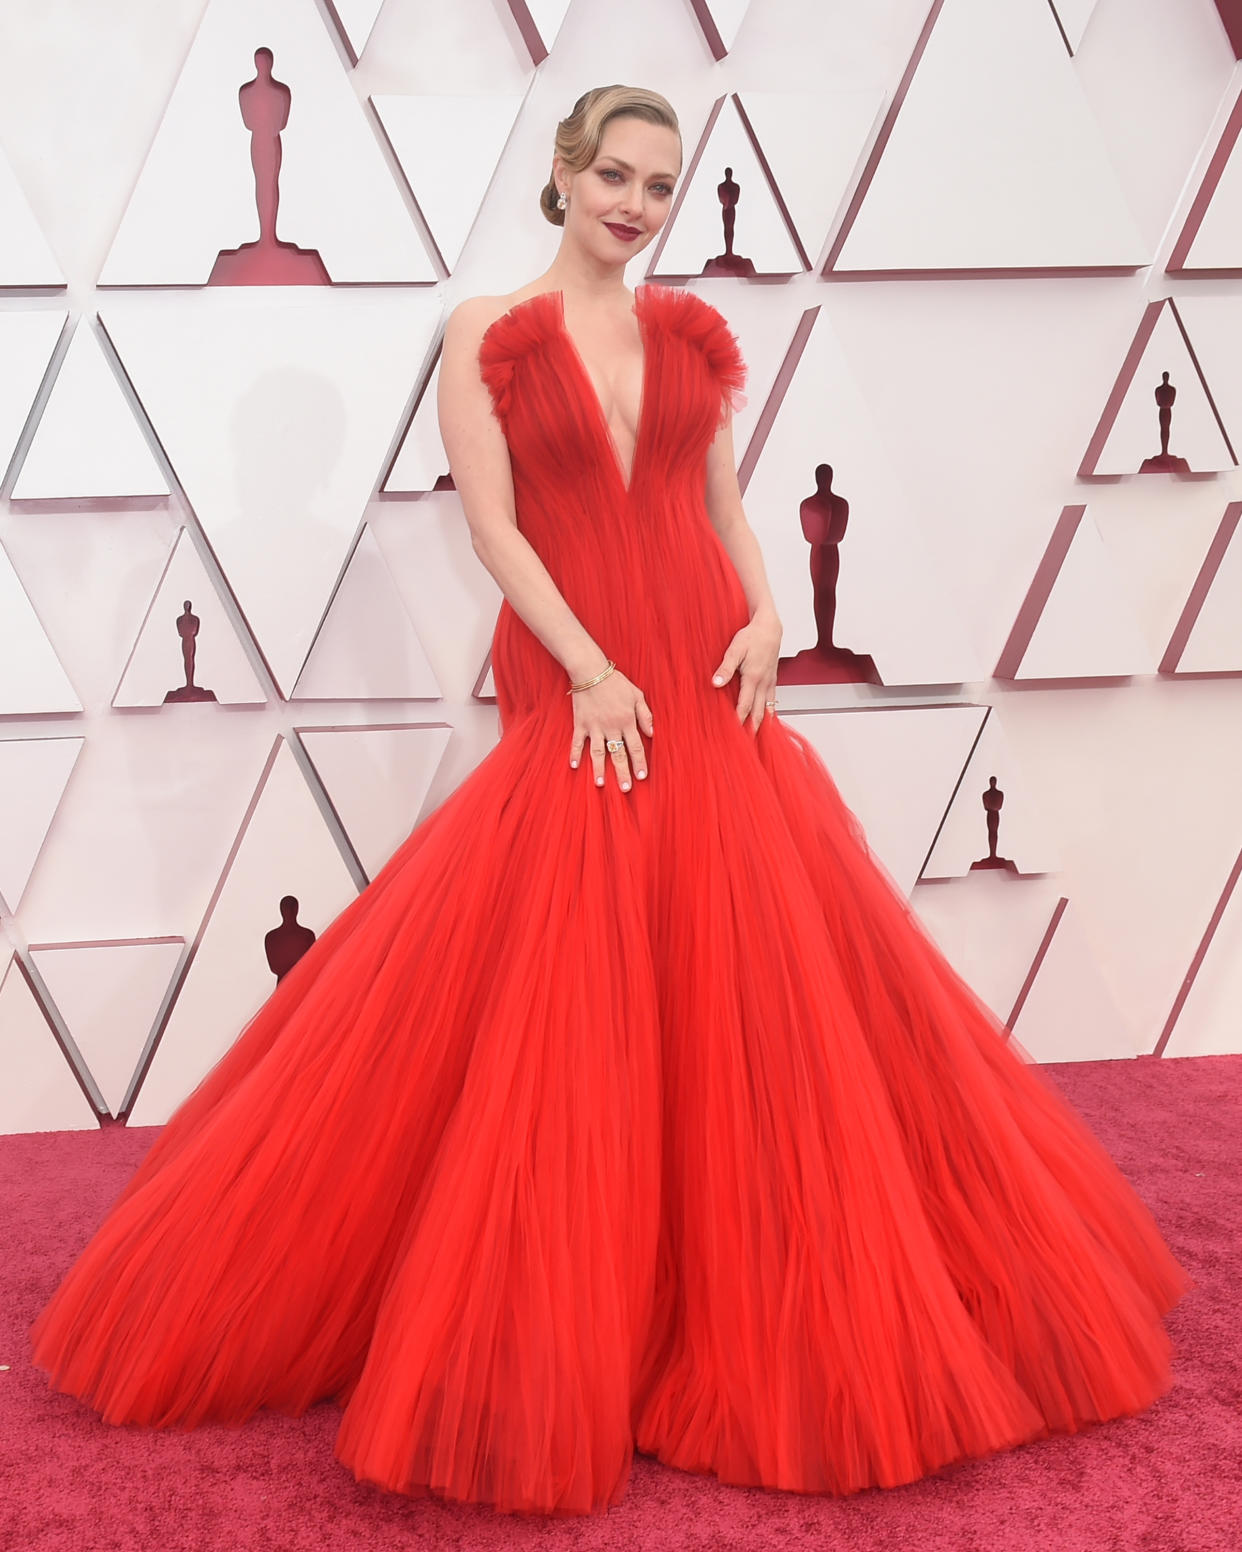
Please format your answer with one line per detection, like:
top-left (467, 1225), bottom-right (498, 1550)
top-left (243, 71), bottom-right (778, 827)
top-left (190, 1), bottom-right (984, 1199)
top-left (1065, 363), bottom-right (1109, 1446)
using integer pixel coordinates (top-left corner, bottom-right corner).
top-left (437, 297), bottom-right (655, 791)
top-left (437, 297), bottom-right (609, 686)
top-left (702, 412), bottom-right (783, 732)
top-left (702, 414), bottom-right (781, 630)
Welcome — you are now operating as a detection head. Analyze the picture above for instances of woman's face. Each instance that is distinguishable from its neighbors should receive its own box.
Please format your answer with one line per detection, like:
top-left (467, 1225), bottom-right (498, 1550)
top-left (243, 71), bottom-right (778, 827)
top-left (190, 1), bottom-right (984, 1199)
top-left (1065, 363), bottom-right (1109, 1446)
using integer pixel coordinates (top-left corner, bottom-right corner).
top-left (557, 116), bottom-right (682, 263)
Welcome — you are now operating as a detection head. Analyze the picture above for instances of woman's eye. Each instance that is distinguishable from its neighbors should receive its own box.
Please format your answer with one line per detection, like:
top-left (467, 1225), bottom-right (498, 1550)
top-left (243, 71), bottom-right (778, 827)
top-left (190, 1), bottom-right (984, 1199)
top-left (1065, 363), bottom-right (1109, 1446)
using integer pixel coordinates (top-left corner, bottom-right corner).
top-left (599, 169), bottom-right (673, 197)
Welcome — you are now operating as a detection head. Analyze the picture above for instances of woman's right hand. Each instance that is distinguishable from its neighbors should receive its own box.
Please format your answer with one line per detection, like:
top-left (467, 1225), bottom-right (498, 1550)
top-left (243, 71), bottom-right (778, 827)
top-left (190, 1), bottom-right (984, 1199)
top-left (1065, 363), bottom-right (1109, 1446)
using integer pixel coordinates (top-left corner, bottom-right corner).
top-left (569, 669), bottom-right (654, 793)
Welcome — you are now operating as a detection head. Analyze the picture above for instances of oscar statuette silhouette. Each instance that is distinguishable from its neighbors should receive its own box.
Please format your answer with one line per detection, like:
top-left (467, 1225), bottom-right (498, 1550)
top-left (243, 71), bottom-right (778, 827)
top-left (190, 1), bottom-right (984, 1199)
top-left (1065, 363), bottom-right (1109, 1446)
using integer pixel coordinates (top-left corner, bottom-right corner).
top-left (701, 167), bottom-right (756, 277)
top-left (969, 776), bottom-right (1018, 874)
top-left (1139, 372), bottom-right (1190, 473)
top-left (779, 464), bottom-right (880, 685)
top-left (163, 601), bottom-right (218, 703)
top-left (210, 47), bottom-right (330, 286)
top-left (264, 895), bottom-right (317, 982)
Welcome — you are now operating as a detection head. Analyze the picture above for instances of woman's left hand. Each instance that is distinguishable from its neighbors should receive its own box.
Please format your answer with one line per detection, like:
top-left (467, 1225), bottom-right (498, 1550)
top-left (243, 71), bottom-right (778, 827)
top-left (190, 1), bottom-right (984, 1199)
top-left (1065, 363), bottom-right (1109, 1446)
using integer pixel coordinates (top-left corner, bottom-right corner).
top-left (711, 610), bottom-right (783, 733)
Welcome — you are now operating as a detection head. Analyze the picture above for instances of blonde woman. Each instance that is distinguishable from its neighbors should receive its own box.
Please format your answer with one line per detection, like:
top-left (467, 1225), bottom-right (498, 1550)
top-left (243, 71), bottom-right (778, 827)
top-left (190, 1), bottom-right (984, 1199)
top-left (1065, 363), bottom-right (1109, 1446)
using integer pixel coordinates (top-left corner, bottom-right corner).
top-left (33, 85), bottom-right (1188, 1518)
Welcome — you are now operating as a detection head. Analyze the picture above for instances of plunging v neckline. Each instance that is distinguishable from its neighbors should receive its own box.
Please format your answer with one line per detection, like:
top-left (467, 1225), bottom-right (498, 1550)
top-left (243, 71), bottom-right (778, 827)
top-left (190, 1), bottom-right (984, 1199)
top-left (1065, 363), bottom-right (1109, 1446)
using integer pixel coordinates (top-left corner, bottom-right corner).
top-left (551, 288), bottom-right (649, 497)
top-left (480, 285), bottom-right (653, 496)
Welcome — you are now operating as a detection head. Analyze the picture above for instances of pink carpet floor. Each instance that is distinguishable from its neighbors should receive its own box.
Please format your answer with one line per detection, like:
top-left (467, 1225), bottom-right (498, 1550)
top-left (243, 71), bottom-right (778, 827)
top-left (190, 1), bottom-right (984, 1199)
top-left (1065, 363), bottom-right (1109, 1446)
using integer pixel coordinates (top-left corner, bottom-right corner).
top-left (4, 1054), bottom-right (1239, 1552)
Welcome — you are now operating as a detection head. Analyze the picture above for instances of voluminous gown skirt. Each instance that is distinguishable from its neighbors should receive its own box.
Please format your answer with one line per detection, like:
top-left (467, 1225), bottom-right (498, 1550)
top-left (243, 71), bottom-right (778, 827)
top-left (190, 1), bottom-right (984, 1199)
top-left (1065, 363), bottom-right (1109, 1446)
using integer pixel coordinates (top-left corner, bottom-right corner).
top-left (31, 283), bottom-right (1190, 1516)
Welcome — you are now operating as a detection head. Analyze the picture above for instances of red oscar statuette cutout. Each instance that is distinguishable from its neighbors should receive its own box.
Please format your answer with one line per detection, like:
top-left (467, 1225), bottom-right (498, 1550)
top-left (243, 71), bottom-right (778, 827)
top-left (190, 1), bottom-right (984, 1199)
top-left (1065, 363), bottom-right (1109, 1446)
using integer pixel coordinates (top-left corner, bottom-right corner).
top-left (701, 166), bottom-right (756, 278)
top-left (970, 776), bottom-right (1019, 875)
top-left (210, 47), bottom-right (330, 286)
top-left (778, 463), bottom-right (880, 685)
top-left (264, 895), bottom-right (317, 981)
top-left (164, 600), bottom-right (218, 703)
top-left (1140, 372), bottom-right (1191, 474)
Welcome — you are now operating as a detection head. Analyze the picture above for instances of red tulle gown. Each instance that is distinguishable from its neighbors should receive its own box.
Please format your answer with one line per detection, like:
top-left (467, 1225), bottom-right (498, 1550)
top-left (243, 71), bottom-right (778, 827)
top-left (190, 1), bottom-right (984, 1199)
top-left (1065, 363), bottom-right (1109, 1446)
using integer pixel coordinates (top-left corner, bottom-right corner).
top-left (31, 283), bottom-right (1189, 1517)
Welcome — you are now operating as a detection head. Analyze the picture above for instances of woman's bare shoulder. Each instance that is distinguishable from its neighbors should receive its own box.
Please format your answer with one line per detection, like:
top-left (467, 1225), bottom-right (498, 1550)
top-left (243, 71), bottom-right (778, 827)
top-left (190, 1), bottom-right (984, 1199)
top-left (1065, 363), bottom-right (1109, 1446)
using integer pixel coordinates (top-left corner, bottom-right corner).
top-left (445, 287), bottom-right (549, 348)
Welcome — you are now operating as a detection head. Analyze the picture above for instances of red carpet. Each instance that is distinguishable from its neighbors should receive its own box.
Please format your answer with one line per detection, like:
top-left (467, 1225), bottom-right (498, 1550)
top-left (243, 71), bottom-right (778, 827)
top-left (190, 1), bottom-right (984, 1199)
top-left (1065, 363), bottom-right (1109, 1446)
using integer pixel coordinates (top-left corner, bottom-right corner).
top-left (4, 1054), bottom-right (1239, 1551)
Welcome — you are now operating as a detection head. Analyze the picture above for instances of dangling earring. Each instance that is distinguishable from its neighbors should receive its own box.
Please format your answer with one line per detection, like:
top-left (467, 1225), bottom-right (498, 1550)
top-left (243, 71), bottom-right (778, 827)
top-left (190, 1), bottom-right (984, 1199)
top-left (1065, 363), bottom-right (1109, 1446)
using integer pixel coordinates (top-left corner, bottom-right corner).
top-left (556, 191), bottom-right (567, 211)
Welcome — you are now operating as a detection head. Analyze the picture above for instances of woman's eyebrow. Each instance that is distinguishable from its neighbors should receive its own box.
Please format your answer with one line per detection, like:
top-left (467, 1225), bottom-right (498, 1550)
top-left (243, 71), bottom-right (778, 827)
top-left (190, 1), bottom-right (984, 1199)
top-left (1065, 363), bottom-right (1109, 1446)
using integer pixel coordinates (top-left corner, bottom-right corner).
top-left (599, 157), bottom-right (678, 180)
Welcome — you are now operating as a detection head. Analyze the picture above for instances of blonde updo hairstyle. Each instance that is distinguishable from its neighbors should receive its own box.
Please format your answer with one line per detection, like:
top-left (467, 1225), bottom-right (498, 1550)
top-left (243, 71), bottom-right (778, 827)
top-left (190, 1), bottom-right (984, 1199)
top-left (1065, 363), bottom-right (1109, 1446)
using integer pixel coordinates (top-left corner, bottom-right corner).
top-left (539, 85), bottom-right (681, 227)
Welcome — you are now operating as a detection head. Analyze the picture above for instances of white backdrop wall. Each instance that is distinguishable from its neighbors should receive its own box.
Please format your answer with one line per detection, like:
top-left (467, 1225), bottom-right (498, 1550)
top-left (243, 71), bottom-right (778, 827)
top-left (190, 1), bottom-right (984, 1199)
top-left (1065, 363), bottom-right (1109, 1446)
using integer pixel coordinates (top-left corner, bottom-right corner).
top-left (1, 0), bottom-right (1240, 1133)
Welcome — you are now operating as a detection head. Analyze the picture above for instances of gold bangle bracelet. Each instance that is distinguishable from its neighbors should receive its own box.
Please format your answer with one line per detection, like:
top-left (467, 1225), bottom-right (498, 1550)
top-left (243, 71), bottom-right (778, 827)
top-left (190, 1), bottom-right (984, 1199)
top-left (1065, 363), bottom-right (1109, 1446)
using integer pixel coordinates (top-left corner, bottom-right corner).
top-left (567, 660), bottom-right (616, 694)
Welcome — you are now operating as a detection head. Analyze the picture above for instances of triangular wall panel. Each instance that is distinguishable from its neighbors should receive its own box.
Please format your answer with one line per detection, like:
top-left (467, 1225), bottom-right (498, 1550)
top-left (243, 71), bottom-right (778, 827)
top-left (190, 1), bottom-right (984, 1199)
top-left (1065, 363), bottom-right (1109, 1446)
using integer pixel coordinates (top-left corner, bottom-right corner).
top-left (113, 529), bottom-right (267, 708)
top-left (734, 89), bottom-right (887, 269)
top-left (648, 95), bottom-right (806, 278)
top-left (1168, 88), bottom-right (1242, 272)
top-left (12, 318), bottom-right (168, 499)
top-left (1162, 503), bottom-right (1242, 673)
top-left (101, 289), bottom-right (441, 693)
top-left (368, 497), bottom-right (504, 704)
top-left (1080, 300), bottom-right (1234, 477)
top-left (293, 526), bottom-right (442, 700)
top-left (0, 541), bottom-right (81, 714)
top-left (373, 93), bottom-right (526, 272)
top-left (99, 0), bottom-right (434, 284)
top-left (922, 712), bottom-right (1064, 878)
top-left (1008, 898), bottom-right (1141, 1061)
top-left (995, 505), bottom-right (1158, 681)
top-left (742, 306), bottom-right (982, 686)
top-left (30, 939), bottom-right (185, 1116)
top-left (0, 509), bottom-right (173, 707)
top-left (831, 0), bottom-right (1148, 272)
top-left (0, 737), bottom-right (84, 910)
top-left (127, 739), bottom-right (358, 1125)
top-left (1157, 841), bottom-right (1242, 1056)
top-left (912, 873), bottom-right (1070, 1031)
top-left (0, 312), bottom-right (65, 487)
top-left (298, 724), bottom-right (454, 879)
top-left (1170, 295), bottom-right (1242, 462)
top-left (1078, 481), bottom-right (1225, 670)
top-left (384, 355), bottom-right (448, 493)
top-left (0, 148), bottom-right (65, 286)
top-left (779, 704), bottom-right (987, 895)
top-left (0, 952), bottom-right (97, 1133)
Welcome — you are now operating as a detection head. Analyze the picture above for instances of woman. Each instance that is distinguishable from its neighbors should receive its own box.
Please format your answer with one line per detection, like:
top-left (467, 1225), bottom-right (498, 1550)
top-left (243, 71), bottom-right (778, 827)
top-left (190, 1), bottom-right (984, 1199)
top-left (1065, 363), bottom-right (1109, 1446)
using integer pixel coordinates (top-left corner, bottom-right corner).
top-left (32, 84), bottom-right (1189, 1518)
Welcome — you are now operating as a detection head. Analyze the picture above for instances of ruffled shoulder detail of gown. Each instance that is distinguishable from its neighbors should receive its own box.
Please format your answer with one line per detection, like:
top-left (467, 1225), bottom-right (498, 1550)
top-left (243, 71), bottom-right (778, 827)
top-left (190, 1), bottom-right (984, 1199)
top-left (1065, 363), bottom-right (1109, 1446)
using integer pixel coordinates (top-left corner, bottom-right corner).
top-left (640, 283), bottom-right (748, 420)
top-left (476, 291), bottom-right (560, 422)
